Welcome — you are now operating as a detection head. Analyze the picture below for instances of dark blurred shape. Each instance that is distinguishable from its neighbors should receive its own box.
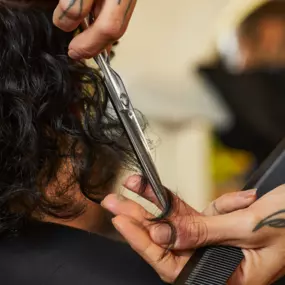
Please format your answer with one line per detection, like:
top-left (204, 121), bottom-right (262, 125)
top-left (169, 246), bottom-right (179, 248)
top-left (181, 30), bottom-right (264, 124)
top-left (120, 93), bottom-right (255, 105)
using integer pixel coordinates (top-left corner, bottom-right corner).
top-left (202, 0), bottom-right (285, 169)
top-left (198, 60), bottom-right (285, 285)
top-left (199, 62), bottom-right (285, 166)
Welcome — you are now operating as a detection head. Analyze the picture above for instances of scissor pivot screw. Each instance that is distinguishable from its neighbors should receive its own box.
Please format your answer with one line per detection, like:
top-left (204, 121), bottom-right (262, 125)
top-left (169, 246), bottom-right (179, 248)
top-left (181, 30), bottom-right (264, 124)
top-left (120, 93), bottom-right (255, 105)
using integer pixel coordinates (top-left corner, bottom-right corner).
top-left (120, 93), bottom-right (129, 107)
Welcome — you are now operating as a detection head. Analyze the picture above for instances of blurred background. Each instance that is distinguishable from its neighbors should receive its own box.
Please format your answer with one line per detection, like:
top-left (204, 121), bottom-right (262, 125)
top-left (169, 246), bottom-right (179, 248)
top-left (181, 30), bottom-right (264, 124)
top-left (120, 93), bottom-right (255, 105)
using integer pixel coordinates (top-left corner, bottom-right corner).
top-left (113, 0), bottom-right (285, 211)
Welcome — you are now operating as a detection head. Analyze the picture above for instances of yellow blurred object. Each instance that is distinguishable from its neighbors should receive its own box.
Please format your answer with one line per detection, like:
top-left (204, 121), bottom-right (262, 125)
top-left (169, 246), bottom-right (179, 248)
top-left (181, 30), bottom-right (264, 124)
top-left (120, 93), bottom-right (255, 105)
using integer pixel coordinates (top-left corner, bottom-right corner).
top-left (211, 137), bottom-right (254, 185)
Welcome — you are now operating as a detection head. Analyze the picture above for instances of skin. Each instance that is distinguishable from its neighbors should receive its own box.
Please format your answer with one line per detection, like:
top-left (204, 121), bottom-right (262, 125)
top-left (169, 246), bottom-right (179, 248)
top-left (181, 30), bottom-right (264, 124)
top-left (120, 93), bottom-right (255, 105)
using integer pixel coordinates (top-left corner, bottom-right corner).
top-left (42, 164), bottom-right (256, 252)
top-left (101, 175), bottom-right (258, 283)
top-left (102, 176), bottom-right (285, 284)
top-left (53, 0), bottom-right (137, 59)
top-left (38, 158), bottom-right (121, 241)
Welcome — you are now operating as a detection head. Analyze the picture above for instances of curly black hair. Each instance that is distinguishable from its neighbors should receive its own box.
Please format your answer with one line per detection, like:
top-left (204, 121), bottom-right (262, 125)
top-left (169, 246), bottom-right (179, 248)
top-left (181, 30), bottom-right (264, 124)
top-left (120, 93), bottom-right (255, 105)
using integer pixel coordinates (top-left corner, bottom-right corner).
top-left (0, 1), bottom-right (149, 235)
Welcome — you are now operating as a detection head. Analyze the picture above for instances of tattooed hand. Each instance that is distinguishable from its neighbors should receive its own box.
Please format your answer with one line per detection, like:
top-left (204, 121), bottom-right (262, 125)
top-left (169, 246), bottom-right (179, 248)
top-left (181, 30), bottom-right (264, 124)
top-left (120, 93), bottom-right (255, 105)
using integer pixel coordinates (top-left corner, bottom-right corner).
top-left (227, 185), bottom-right (285, 285)
top-left (101, 175), bottom-right (257, 283)
top-left (53, 0), bottom-right (136, 59)
top-left (103, 176), bottom-right (285, 285)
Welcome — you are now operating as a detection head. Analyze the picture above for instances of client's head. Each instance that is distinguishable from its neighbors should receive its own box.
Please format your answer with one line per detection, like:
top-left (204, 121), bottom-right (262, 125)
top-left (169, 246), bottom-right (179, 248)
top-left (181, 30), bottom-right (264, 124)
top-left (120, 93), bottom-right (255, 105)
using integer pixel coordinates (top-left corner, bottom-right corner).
top-left (0, 1), bottom-right (139, 234)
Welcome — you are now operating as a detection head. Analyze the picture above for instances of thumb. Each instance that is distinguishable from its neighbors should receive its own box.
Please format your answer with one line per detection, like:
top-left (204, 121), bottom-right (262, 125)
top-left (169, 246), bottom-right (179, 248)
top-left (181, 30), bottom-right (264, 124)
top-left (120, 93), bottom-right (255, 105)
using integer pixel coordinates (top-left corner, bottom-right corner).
top-left (150, 209), bottom-right (255, 250)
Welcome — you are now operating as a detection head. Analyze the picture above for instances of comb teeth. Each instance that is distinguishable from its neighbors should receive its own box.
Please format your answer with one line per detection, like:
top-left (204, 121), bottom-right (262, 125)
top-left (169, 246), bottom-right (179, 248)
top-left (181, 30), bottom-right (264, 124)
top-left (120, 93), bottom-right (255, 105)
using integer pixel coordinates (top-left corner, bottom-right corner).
top-left (175, 246), bottom-right (244, 285)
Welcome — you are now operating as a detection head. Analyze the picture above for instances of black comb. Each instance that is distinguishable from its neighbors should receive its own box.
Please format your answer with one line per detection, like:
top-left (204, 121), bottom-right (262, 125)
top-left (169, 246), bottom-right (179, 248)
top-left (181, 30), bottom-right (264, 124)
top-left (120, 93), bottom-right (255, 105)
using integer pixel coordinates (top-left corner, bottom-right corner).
top-left (175, 139), bottom-right (285, 285)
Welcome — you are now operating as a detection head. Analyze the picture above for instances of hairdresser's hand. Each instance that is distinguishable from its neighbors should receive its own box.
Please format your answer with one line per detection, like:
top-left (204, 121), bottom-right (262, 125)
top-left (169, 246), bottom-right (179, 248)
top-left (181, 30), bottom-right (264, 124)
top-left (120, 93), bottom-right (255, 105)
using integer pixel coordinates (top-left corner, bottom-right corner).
top-left (101, 175), bottom-right (257, 283)
top-left (106, 177), bottom-right (285, 285)
top-left (151, 184), bottom-right (285, 285)
top-left (53, 0), bottom-right (136, 59)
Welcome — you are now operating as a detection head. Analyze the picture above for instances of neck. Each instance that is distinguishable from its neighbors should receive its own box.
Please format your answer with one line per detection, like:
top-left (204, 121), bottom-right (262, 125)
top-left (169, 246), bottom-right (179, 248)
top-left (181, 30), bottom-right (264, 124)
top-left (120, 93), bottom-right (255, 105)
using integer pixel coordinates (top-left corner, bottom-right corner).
top-left (42, 200), bottom-right (122, 241)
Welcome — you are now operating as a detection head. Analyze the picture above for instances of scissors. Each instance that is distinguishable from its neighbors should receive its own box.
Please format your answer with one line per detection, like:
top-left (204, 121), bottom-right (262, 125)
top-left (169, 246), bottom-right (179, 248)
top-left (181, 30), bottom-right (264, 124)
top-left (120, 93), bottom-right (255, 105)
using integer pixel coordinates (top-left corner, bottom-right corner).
top-left (81, 15), bottom-right (167, 209)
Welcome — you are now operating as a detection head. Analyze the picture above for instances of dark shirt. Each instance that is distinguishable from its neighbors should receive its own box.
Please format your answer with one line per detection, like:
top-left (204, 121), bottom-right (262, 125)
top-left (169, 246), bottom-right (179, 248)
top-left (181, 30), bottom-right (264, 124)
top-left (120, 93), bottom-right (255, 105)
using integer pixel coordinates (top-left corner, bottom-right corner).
top-left (0, 222), bottom-right (167, 285)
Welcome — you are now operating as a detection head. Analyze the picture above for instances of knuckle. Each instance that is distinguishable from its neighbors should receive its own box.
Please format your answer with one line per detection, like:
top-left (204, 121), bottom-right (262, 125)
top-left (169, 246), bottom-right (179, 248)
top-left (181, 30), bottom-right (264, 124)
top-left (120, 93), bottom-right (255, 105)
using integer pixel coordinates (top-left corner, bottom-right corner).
top-left (58, 1), bottom-right (83, 19)
top-left (70, 46), bottom-right (93, 59)
top-left (178, 218), bottom-right (208, 248)
top-left (210, 200), bottom-right (222, 215)
top-left (214, 192), bottom-right (238, 214)
top-left (98, 19), bottom-right (123, 40)
top-left (240, 209), bottom-right (259, 245)
top-left (203, 202), bottom-right (214, 216)
top-left (218, 192), bottom-right (233, 203)
top-left (58, 1), bottom-right (73, 15)
top-left (161, 272), bottom-right (177, 284)
top-left (246, 209), bottom-right (259, 231)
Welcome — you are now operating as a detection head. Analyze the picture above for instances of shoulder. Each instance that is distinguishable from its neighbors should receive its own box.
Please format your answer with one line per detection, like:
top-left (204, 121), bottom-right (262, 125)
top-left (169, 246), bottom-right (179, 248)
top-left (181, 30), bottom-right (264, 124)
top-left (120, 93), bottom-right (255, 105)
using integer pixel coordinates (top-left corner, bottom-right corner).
top-left (0, 222), bottom-right (167, 285)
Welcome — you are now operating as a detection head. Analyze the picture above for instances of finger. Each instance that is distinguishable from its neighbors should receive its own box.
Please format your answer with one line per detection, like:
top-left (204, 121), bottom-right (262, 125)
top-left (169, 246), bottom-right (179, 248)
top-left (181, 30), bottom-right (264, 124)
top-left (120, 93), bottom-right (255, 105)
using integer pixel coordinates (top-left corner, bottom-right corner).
top-left (124, 175), bottom-right (194, 215)
top-left (124, 176), bottom-right (257, 250)
top-left (102, 192), bottom-right (255, 251)
top-left (112, 215), bottom-right (188, 283)
top-left (101, 193), bottom-right (199, 249)
top-left (68, 0), bottom-right (137, 59)
top-left (124, 175), bottom-right (162, 208)
top-left (101, 194), bottom-right (154, 226)
top-left (151, 208), bottom-right (257, 250)
top-left (53, 0), bottom-right (94, 32)
top-left (101, 193), bottom-right (192, 248)
top-left (203, 190), bottom-right (257, 216)
top-left (153, 190), bottom-right (257, 249)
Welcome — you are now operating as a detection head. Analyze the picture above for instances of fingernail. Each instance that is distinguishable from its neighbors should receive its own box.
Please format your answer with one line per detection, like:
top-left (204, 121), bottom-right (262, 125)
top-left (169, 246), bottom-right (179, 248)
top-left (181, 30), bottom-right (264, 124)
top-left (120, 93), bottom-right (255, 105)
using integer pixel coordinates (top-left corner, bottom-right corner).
top-left (68, 49), bottom-right (81, 60)
top-left (124, 175), bottom-right (141, 189)
top-left (239, 189), bottom-right (257, 198)
top-left (101, 194), bottom-right (120, 210)
top-left (112, 218), bottom-right (121, 231)
top-left (150, 224), bottom-right (171, 245)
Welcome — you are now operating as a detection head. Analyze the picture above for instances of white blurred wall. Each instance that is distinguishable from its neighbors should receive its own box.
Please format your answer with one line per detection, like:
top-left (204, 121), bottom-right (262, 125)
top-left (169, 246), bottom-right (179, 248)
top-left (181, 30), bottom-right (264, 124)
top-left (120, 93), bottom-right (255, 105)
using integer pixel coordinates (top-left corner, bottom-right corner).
top-left (112, 0), bottom-right (230, 125)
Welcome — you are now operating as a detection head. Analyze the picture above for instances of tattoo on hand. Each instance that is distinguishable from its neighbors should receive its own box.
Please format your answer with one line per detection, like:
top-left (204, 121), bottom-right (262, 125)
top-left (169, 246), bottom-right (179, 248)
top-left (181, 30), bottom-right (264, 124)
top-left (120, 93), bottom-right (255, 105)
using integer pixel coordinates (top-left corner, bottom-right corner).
top-left (253, 209), bottom-right (285, 232)
top-left (59, 0), bottom-right (84, 20)
top-left (123, 0), bottom-right (133, 22)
